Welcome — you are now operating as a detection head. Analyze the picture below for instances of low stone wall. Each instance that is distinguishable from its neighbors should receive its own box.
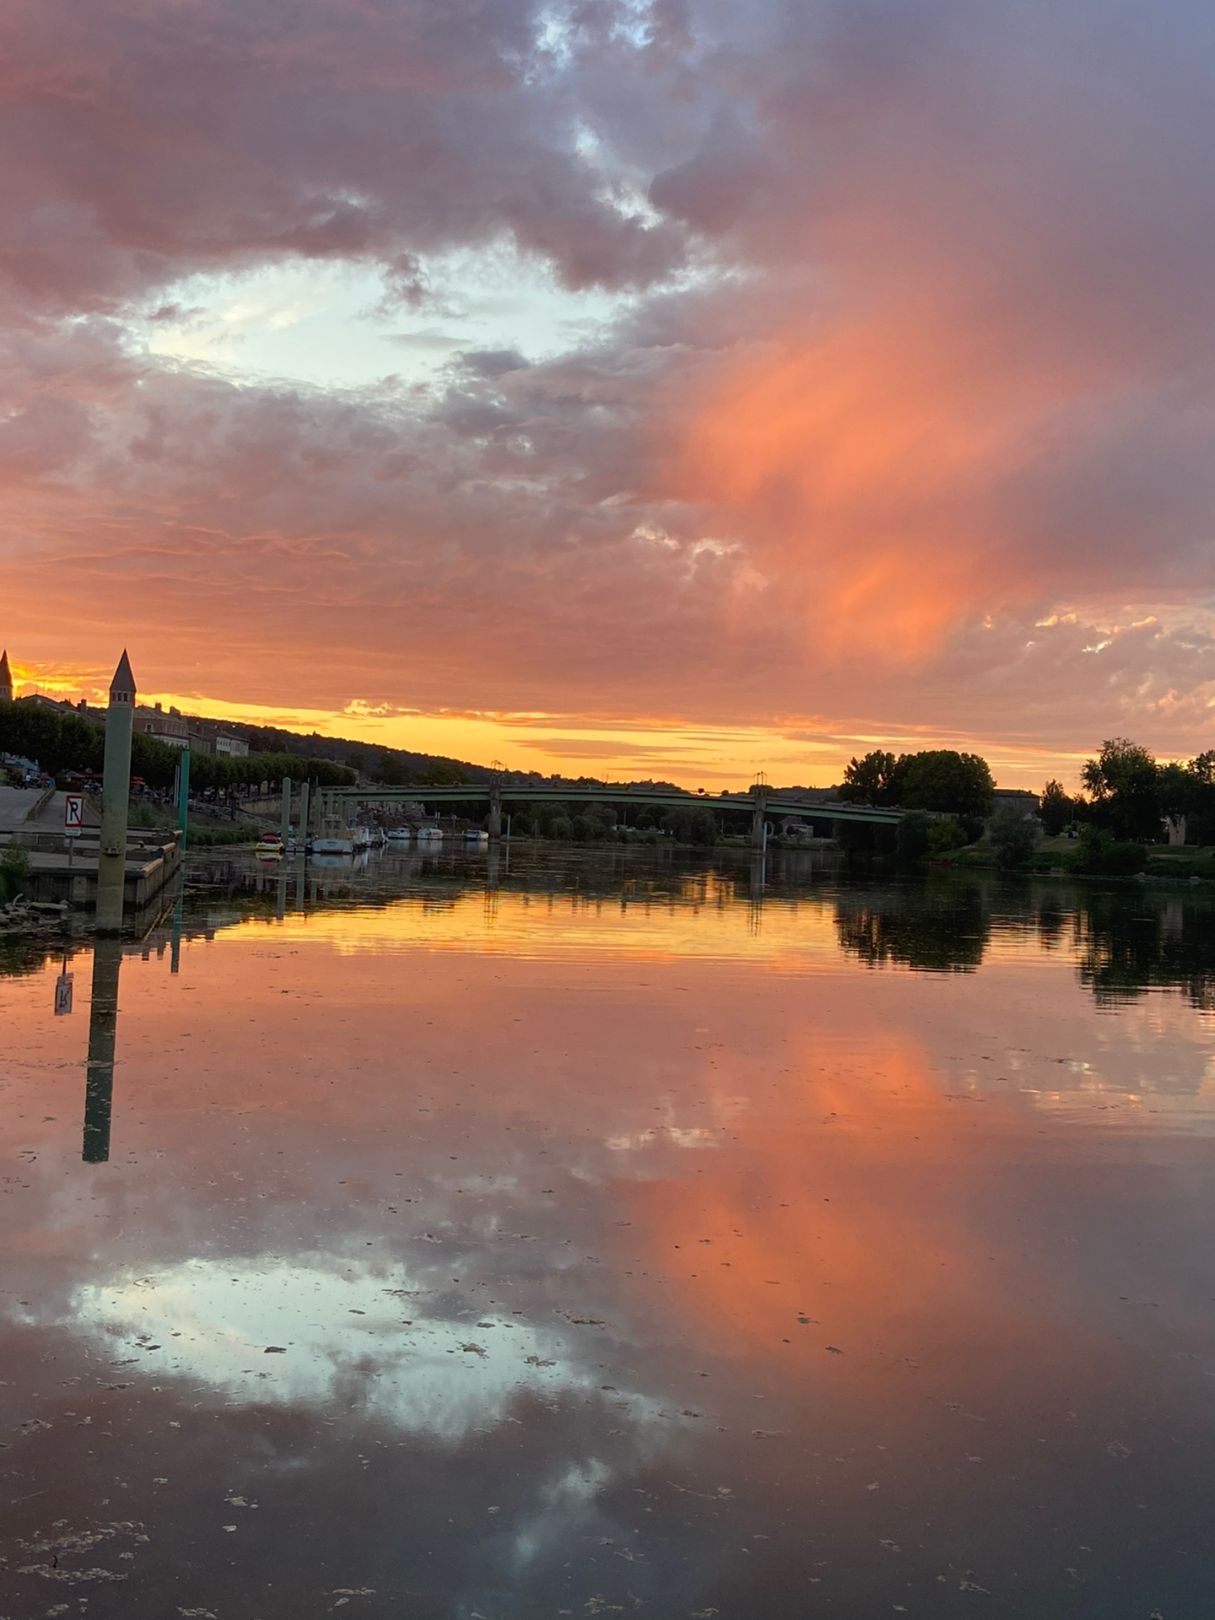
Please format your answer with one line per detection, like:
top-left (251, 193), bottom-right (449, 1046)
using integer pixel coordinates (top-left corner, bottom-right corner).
top-left (13, 836), bottom-right (183, 918)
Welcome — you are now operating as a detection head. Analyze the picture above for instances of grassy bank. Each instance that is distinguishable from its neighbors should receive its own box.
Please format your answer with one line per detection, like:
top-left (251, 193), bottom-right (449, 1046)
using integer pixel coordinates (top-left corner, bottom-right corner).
top-left (938, 837), bottom-right (1215, 884)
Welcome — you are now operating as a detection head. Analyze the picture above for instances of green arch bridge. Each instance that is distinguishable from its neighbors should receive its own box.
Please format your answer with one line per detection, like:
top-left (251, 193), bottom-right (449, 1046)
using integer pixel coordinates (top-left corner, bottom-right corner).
top-left (315, 783), bottom-right (903, 850)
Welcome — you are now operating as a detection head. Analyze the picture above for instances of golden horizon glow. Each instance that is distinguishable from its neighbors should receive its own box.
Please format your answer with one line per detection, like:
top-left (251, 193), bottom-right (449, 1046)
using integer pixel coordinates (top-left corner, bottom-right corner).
top-left (6, 664), bottom-right (1095, 792)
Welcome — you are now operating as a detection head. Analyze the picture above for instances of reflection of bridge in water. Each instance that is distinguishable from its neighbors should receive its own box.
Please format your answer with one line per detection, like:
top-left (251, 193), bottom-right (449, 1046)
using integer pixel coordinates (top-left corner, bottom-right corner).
top-left (12, 854), bottom-right (1210, 1168)
top-left (321, 783), bottom-right (904, 847)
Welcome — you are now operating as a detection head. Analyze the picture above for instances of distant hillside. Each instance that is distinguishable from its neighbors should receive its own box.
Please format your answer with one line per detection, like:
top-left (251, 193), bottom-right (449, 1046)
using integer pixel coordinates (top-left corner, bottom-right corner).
top-left (8, 694), bottom-right (842, 798)
top-left (235, 722), bottom-right (492, 786)
top-left (222, 720), bottom-right (692, 795)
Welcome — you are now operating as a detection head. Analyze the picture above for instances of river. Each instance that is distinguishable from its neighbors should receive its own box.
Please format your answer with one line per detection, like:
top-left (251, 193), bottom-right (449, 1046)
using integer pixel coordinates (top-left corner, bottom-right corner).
top-left (2, 846), bottom-right (1214, 1617)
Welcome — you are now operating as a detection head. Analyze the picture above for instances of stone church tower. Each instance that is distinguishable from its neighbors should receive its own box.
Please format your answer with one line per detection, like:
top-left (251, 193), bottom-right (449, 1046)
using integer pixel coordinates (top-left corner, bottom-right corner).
top-left (0, 648), bottom-right (12, 702)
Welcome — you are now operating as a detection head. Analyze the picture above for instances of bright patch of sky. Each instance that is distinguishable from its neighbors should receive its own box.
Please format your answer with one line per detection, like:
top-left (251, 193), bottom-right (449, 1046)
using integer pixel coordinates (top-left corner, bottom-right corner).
top-left (129, 245), bottom-right (635, 390)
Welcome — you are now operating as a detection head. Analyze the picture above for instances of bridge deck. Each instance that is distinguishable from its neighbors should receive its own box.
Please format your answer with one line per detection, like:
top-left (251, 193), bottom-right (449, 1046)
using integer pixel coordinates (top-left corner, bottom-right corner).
top-left (322, 784), bottom-right (902, 824)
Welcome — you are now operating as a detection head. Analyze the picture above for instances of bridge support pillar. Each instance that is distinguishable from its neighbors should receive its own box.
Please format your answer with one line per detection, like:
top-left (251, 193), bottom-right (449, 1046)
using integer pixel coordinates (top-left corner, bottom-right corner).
top-left (488, 787), bottom-right (503, 840)
top-left (750, 789), bottom-right (768, 852)
top-left (299, 780), bottom-right (311, 849)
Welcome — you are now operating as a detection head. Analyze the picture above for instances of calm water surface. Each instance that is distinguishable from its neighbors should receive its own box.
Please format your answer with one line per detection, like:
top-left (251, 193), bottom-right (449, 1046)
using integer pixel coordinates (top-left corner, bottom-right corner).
top-left (3, 848), bottom-right (1215, 1618)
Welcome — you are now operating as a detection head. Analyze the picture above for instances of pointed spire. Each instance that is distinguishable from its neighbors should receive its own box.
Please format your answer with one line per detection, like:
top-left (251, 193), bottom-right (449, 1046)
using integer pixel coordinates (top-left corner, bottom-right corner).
top-left (109, 649), bottom-right (137, 701)
top-left (0, 648), bottom-right (12, 700)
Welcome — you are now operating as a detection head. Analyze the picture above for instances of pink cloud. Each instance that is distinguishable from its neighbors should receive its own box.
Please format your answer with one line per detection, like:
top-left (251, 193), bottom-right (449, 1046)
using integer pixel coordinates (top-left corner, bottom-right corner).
top-left (2, 0), bottom-right (1214, 779)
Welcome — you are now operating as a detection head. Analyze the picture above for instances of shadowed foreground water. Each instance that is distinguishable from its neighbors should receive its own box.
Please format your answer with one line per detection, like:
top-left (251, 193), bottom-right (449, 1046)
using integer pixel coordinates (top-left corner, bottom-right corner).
top-left (2, 847), bottom-right (1215, 1618)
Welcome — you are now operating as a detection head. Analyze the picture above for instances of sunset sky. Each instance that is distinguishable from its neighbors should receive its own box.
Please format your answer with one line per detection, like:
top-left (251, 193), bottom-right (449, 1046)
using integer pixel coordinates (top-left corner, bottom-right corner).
top-left (4, 0), bottom-right (1214, 788)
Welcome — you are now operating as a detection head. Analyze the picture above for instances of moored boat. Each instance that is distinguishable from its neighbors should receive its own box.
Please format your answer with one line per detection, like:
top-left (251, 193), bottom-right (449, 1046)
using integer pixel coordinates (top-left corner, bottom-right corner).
top-left (313, 834), bottom-right (354, 855)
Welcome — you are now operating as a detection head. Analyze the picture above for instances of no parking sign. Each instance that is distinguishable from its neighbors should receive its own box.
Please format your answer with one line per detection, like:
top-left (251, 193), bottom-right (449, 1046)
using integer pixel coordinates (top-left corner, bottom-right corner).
top-left (54, 971), bottom-right (74, 1016)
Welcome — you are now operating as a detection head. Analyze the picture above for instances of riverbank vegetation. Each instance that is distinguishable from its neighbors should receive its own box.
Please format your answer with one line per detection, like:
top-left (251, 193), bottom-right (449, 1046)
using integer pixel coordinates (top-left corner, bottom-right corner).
top-left (0, 700), bottom-right (356, 796)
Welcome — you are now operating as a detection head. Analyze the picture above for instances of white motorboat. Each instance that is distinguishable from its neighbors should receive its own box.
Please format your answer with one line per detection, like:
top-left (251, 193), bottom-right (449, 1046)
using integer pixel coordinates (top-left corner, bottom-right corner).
top-left (463, 828), bottom-right (489, 845)
top-left (386, 827), bottom-right (412, 843)
top-left (416, 825), bottom-right (443, 844)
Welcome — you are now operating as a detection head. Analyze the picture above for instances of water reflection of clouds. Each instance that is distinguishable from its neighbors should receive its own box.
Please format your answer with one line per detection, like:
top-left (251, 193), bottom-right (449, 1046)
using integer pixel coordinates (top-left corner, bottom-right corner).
top-left (67, 1258), bottom-right (664, 1443)
top-left (5, 867), bottom-right (1215, 1614)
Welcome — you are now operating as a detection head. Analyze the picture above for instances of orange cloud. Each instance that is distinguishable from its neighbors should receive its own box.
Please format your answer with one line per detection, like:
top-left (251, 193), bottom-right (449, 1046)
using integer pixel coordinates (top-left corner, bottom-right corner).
top-left (682, 309), bottom-right (1057, 666)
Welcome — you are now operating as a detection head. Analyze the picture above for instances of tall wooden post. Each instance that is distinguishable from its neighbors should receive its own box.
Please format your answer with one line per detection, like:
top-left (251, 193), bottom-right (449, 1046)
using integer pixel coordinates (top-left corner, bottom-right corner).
top-left (96, 652), bottom-right (136, 934)
top-left (280, 776), bottom-right (292, 844)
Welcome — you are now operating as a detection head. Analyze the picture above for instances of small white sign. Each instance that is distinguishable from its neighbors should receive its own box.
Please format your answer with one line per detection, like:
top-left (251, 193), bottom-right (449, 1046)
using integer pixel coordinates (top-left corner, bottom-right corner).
top-left (64, 793), bottom-right (84, 834)
top-left (54, 973), bottom-right (74, 1016)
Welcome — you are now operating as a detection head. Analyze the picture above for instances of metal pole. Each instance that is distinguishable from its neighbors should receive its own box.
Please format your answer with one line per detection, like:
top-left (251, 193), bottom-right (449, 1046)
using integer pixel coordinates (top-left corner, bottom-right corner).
top-left (177, 747), bottom-right (190, 847)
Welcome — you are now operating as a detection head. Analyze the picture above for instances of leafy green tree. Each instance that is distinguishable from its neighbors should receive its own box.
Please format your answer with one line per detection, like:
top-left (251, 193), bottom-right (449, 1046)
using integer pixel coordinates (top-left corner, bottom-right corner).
top-left (838, 750), bottom-right (901, 806)
top-left (1039, 779), bottom-right (1075, 836)
top-left (571, 811), bottom-right (613, 842)
top-left (1081, 738), bottom-right (1160, 840)
top-left (927, 815), bottom-right (968, 853)
top-left (895, 810), bottom-right (932, 865)
top-left (374, 751), bottom-right (412, 786)
top-left (1073, 825), bottom-right (1148, 875)
top-left (899, 751), bottom-right (994, 818)
top-left (418, 760), bottom-right (470, 786)
top-left (661, 806), bottom-right (717, 846)
top-left (989, 807), bottom-right (1038, 868)
top-left (0, 844), bottom-right (31, 905)
top-left (1156, 761), bottom-right (1200, 841)
top-left (1185, 750), bottom-right (1215, 844)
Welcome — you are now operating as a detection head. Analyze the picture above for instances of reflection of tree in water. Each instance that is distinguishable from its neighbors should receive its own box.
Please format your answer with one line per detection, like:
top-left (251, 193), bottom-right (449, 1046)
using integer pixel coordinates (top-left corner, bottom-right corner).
top-left (1035, 898), bottom-right (1070, 951)
top-left (0, 937), bottom-right (64, 979)
top-left (1076, 891), bottom-right (1215, 1010)
top-left (834, 881), bottom-right (991, 973)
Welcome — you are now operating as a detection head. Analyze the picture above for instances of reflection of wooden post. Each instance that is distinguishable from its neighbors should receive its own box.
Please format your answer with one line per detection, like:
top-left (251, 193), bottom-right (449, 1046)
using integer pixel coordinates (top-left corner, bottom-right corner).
top-left (97, 653), bottom-right (136, 934)
top-left (170, 874), bottom-right (184, 975)
top-left (83, 937), bottom-right (122, 1162)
